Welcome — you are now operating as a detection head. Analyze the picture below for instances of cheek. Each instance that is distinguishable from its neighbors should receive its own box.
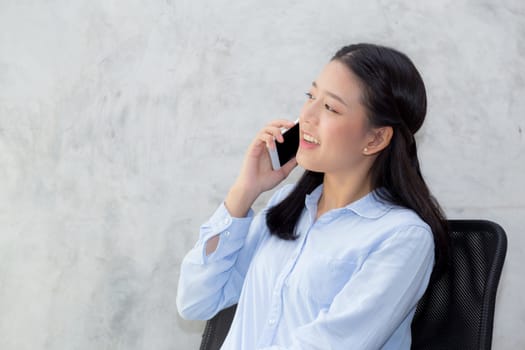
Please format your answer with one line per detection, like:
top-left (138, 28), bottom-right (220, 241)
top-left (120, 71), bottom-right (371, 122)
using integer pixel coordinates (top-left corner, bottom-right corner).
top-left (324, 122), bottom-right (366, 152)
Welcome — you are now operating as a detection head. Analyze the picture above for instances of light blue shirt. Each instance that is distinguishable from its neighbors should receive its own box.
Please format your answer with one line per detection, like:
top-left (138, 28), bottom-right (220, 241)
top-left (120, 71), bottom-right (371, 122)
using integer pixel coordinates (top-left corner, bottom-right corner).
top-left (177, 184), bottom-right (434, 349)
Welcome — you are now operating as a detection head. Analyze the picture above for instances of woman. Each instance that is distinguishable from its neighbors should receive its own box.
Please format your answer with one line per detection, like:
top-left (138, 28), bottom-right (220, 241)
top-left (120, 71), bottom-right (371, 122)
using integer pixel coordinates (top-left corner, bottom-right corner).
top-left (177, 43), bottom-right (448, 349)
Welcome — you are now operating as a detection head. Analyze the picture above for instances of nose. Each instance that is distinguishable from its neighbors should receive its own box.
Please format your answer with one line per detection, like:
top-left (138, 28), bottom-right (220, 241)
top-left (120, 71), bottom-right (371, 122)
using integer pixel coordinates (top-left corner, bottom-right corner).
top-left (300, 99), bottom-right (319, 125)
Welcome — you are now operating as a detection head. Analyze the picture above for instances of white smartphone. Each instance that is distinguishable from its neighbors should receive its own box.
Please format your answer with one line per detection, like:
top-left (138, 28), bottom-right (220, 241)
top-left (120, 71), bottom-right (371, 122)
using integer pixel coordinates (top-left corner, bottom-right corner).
top-left (268, 120), bottom-right (300, 170)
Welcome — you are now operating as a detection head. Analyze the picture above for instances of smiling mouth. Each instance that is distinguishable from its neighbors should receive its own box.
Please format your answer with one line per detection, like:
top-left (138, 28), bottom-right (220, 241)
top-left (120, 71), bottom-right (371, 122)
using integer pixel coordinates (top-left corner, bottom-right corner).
top-left (303, 133), bottom-right (321, 145)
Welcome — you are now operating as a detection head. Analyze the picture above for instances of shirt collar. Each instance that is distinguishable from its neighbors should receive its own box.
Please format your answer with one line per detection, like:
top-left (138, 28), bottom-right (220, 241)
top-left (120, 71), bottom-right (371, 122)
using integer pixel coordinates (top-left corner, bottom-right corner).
top-left (305, 184), bottom-right (393, 219)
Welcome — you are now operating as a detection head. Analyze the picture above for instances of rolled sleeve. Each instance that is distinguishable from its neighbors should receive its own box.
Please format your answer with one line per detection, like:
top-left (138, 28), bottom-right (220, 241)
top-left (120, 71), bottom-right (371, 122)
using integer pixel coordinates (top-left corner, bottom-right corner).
top-left (176, 203), bottom-right (254, 320)
top-left (199, 203), bottom-right (255, 263)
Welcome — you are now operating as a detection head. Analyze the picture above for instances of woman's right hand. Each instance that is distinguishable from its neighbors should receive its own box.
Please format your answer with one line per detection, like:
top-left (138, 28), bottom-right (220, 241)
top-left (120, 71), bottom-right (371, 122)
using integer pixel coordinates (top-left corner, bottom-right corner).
top-left (225, 119), bottom-right (298, 217)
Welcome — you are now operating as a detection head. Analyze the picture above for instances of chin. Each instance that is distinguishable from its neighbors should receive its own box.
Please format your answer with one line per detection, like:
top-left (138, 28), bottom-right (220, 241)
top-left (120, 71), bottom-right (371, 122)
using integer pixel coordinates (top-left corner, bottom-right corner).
top-left (296, 155), bottom-right (325, 173)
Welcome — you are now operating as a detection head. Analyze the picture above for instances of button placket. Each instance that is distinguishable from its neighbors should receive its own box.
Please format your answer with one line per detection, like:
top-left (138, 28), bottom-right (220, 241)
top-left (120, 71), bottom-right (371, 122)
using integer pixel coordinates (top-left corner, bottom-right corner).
top-left (266, 287), bottom-right (282, 327)
top-left (266, 228), bottom-right (309, 331)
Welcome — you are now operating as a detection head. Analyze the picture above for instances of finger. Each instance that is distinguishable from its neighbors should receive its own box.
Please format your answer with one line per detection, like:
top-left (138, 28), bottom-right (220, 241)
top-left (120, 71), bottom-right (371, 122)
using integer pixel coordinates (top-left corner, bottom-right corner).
top-left (258, 132), bottom-right (277, 150)
top-left (268, 119), bottom-right (295, 128)
top-left (262, 126), bottom-right (286, 143)
top-left (267, 119), bottom-right (297, 130)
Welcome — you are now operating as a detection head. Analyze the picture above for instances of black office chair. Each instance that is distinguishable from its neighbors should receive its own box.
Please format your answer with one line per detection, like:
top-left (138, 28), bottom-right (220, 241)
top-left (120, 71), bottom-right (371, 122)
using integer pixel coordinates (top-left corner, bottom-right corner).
top-left (411, 220), bottom-right (507, 350)
top-left (200, 304), bottom-right (237, 350)
top-left (200, 220), bottom-right (507, 350)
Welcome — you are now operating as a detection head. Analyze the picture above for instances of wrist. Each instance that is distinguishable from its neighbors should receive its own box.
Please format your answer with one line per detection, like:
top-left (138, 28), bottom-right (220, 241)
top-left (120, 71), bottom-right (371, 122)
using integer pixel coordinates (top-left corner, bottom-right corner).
top-left (225, 183), bottom-right (259, 218)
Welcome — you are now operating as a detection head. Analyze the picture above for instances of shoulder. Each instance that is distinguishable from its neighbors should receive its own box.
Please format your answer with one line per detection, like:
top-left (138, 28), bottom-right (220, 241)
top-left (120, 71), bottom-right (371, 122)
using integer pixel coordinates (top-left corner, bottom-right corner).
top-left (382, 205), bottom-right (429, 228)
top-left (266, 183), bottom-right (296, 207)
top-left (347, 190), bottom-right (431, 237)
top-left (353, 192), bottom-right (433, 248)
top-left (376, 206), bottom-right (434, 249)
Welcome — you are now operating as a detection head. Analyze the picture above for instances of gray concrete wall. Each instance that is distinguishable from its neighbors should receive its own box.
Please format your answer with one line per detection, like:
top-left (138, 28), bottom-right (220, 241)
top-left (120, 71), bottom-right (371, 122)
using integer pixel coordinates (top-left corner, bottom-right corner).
top-left (0, 0), bottom-right (523, 349)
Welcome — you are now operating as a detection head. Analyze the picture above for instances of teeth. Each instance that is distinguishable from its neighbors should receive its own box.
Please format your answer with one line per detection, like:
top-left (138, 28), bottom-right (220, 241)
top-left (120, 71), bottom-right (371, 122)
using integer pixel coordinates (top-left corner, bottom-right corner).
top-left (303, 133), bottom-right (320, 145)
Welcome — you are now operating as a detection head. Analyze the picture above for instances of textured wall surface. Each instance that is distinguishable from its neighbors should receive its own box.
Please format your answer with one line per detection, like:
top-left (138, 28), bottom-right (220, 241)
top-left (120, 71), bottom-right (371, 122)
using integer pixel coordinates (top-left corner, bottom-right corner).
top-left (0, 0), bottom-right (523, 349)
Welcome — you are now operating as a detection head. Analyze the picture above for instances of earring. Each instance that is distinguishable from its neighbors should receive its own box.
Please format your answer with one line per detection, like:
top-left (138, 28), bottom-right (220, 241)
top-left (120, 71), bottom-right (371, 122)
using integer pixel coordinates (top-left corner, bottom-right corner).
top-left (363, 147), bottom-right (368, 153)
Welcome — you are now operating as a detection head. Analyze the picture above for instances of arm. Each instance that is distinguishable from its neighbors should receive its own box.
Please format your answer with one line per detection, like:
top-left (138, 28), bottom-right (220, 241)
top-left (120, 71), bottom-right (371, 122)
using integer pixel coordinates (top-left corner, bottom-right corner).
top-left (176, 184), bottom-right (294, 320)
top-left (176, 120), bottom-right (298, 320)
top-left (206, 119), bottom-right (298, 256)
top-left (175, 202), bottom-right (255, 320)
top-left (259, 225), bottom-right (434, 350)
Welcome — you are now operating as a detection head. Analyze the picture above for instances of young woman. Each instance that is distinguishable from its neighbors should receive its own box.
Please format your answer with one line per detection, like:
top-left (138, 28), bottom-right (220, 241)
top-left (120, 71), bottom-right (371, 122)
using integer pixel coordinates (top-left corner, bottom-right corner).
top-left (177, 43), bottom-right (448, 349)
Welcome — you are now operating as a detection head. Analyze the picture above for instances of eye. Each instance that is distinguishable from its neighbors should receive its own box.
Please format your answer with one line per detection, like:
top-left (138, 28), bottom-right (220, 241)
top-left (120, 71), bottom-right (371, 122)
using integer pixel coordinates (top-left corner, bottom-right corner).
top-left (305, 92), bottom-right (315, 100)
top-left (325, 103), bottom-right (339, 114)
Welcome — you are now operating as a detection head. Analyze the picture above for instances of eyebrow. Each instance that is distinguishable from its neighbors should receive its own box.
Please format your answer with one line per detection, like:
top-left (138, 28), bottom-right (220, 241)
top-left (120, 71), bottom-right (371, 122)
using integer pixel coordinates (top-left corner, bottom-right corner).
top-left (312, 81), bottom-right (349, 107)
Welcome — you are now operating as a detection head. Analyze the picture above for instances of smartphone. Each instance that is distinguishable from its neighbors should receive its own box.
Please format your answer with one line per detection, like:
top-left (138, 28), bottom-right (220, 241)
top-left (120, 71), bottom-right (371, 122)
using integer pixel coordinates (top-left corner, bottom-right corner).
top-left (268, 120), bottom-right (300, 170)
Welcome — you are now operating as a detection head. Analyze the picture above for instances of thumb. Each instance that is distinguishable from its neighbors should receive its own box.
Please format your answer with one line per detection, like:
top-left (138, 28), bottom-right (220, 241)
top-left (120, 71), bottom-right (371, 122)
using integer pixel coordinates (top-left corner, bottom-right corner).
top-left (279, 157), bottom-right (298, 177)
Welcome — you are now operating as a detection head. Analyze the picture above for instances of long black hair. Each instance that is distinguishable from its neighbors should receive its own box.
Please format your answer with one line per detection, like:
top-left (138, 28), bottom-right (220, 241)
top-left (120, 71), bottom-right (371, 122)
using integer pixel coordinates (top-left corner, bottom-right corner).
top-left (266, 43), bottom-right (449, 275)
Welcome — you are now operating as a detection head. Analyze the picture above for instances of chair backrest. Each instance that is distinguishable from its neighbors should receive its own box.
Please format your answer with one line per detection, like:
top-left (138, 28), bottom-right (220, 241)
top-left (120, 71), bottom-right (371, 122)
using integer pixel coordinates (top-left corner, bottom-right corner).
top-left (200, 220), bottom-right (507, 350)
top-left (200, 304), bottom-right (236, 350)
top-left (411, 220), bottom-right (507, 350)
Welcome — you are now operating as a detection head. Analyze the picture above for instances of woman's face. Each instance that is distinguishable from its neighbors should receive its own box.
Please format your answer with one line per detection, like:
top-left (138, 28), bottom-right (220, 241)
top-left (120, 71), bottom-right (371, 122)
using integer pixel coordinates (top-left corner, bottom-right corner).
top-left (296, 60), bottom-right (373, 175)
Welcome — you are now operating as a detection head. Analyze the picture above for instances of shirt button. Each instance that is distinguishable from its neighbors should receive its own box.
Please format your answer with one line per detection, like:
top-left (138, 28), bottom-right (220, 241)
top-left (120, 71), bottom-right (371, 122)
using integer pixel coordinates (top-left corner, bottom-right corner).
top-left (224, 231), bottom-right (230, 237)
top-left (268, 319), bottom-right (276, 325)
top-left (223, 218), bottom-right (231, 225)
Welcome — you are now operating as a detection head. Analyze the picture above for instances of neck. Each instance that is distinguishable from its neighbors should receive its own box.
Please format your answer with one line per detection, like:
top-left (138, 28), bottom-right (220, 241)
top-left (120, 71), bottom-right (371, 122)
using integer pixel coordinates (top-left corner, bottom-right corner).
top-left (317, 171), bottom-right (373, 219)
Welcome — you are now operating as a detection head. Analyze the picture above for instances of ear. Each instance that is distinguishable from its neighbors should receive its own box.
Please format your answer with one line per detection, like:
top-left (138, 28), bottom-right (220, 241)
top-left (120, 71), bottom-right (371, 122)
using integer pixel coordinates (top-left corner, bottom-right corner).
top-left (363, 126), bottom-right (393, 155)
